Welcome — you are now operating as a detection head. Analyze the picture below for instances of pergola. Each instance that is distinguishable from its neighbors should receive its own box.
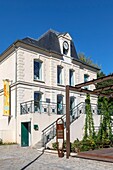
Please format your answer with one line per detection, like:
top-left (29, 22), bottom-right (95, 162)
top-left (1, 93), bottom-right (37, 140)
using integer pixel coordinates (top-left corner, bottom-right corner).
top-left (66, 74), bottom-right (113, 158)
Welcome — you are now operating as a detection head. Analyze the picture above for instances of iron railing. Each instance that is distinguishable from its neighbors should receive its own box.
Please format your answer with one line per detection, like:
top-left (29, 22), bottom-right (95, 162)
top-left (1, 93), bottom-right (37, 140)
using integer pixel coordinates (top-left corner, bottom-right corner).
top-left (20, 99), bottom-right (98, 147)
top-left (20, 100), bottom-right (66, 115)
top-left (42, 102), bottom-right (98, 147)
top-left (42, 102), bottom-right (99, 147)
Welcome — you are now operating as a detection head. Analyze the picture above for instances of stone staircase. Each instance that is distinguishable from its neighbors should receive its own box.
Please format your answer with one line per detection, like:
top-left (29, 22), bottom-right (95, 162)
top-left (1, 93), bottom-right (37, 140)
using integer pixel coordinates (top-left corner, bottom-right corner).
top-left (41, 102), bottom-right (98, 148)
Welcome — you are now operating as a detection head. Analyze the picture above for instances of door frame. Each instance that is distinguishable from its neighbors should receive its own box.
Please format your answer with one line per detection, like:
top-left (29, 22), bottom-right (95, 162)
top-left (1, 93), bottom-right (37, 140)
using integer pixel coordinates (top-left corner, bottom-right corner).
top-left (21, 122), bottom-right (31, 147)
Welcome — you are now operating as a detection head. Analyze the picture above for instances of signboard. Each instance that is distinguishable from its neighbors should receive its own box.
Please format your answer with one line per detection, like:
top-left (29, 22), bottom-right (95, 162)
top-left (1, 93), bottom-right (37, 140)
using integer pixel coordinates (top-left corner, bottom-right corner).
top-left (56, 124), bottom-right (64, 139)
top-left (56, 118), bottom-right (64, 157)
top-left (3, 80), bottom-right (10, 116)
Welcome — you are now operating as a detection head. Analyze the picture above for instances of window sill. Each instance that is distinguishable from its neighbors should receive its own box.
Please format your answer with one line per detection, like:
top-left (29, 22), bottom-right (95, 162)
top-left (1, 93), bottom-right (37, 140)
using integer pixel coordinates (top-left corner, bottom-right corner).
top-left (69, 84), bottom-right (74, 86)
top-left (34, 79), bottom-right (45, 83)
top-left (57, 84), bottom-right (65, 87)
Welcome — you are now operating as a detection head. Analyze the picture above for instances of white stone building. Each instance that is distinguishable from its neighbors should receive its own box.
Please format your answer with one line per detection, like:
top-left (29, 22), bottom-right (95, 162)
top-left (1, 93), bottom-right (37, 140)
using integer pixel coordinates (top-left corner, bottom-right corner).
top-left (0, 30), bottom-right (99, 147)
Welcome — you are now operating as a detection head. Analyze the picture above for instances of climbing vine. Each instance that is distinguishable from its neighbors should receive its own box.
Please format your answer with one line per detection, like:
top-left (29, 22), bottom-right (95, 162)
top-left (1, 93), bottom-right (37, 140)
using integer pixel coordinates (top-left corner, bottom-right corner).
top-left (83, 94), bottom-right (95, 140)
top-left (97, 97), bottom-right (113, 142)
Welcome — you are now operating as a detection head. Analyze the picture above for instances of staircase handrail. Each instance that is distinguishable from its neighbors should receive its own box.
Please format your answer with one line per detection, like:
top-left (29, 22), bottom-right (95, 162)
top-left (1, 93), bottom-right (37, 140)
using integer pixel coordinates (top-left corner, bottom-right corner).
top-left (42, 102), bottom-right (85, 133)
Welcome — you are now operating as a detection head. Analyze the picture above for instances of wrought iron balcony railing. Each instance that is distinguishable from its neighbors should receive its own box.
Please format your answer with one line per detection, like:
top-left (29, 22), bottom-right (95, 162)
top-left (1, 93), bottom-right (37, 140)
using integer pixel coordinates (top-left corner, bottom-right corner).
top-left (20, 100), bottom-right (66, 115)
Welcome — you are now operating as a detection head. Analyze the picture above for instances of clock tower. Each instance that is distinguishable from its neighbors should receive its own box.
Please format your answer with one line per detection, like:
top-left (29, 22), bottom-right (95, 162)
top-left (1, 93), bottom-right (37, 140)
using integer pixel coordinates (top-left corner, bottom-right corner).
top-left (58, 33), bottom-right (72, 57)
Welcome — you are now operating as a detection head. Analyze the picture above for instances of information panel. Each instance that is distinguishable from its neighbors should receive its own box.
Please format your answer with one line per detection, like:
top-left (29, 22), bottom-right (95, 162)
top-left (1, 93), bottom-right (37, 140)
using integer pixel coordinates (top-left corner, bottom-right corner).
top-left (56, 118), bottom-right (64, 157)
top-left (3, 80), bottom-right (10, 116)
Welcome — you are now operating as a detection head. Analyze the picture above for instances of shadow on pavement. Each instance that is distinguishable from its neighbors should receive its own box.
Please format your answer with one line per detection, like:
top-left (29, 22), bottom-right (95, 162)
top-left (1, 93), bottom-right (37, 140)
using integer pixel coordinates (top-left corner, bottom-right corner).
top-left (20, 150), bottom-right (44, 170)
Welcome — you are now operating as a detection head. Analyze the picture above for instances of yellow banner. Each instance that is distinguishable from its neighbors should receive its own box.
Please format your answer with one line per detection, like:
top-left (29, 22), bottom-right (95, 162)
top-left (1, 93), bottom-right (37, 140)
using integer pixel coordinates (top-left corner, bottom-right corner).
top-left (3, 80), bottom-right (10, 116)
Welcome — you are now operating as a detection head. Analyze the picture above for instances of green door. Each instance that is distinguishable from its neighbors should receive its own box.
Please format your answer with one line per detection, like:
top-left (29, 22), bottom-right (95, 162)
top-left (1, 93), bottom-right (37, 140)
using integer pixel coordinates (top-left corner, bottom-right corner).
top-left (21, 122), bottom-right (29, 147)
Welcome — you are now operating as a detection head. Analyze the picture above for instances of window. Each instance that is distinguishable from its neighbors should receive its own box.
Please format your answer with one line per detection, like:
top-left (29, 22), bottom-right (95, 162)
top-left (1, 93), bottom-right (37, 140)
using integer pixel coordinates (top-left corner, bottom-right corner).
top-left (84, 74), bottom-right (89, 89)
top-left (57, 66), bottom-right (63, 84)
top-left (34, 60), bottom-right (42, 80)
top-left (69, 69), bottom-right (74, 86)
top-left (34, 92), bottom-right (42, 112)
top-left (46, 98), bottom-right (50, 103)
top-left (57, 95), bottom-right (63, 115)
top-left (70, 96), bottom-right (75, 115)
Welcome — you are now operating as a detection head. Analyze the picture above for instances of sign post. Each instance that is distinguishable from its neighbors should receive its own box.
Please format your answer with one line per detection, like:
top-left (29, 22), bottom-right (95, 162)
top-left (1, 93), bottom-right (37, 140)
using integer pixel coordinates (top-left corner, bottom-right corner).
top-left (56, 118), bottom-right (64, 157)
top-left (66, 85), bottom-right (70, 158)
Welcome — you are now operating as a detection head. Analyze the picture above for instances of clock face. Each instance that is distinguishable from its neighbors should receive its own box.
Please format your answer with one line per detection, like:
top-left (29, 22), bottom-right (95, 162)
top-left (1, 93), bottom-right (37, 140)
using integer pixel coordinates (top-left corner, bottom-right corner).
top-left (63, 41), bottom-right (69, 50)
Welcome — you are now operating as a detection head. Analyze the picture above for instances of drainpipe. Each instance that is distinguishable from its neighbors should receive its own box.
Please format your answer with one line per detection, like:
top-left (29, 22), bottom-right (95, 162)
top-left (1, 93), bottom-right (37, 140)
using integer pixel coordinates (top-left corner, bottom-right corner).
top-left (13, 44), bottom-right (18, 143)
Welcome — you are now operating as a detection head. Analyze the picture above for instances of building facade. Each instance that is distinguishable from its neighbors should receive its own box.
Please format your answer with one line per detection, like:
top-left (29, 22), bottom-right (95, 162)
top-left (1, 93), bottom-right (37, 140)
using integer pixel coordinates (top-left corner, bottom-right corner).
top-left (0, 30), bottom-right (99, 147)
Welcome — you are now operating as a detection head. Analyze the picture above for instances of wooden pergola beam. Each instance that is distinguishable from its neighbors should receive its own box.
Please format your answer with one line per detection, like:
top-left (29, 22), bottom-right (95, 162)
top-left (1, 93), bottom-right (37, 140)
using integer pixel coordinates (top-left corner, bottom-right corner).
top-left (75, 74), bottom-right (113, 88)
top-left (94, 85), bottom-right (113, 92)
top-left (66, 74), bottom-right (113, 159)
top-left (69, 86), bottom-right (113, 98)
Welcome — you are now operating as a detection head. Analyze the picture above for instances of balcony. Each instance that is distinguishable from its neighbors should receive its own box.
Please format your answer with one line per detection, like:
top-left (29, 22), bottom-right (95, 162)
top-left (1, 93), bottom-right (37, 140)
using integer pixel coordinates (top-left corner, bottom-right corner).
top-left (20, 100), bottom-right (66, 115)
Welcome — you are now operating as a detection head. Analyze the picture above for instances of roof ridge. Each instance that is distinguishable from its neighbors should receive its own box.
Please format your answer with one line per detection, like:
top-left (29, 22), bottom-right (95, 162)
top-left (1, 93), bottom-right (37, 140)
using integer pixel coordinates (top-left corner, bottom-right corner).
top-left (49, 29), bottom-right (60, 35)
top-left (37, 29), bottom-right (60, 41)
top-left (22, 29), bottom-right (66, 42)
top-left (23, 36), bottom-right (38, 41)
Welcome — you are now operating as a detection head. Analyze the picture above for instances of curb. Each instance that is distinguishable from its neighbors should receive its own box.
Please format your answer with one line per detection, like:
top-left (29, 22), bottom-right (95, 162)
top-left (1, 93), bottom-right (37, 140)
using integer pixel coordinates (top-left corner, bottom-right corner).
top-left (37, 148), bottom-right (77, 157)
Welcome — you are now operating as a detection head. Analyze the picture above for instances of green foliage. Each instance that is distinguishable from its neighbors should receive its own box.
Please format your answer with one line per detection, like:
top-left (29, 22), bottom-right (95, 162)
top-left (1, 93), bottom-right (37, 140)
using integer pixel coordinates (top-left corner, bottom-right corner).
top-left (52, 76), bottom-right (113, 152)
top-left (52, 140), bottom-right (67, 151)
top-left (96, 71), bottom-right (113, 147)
top-left (80, 138), bottom-right (96, 151)
top-left (52, 142), bottom-right (58, 150)
top-left (96, 71), bottom-right (113, 94)
top-left (71, 139), bottom-right (80, 152)
top-left (71, 137), bottom-right (113, 152)
top-left (52, 137), bottom-right (113, 152)
top-left (78, 52), bottom-right (100, 69)
top-left (83, 94), bottom-right (95, 140)
top-left (97, 97), bottom-right (113, 142)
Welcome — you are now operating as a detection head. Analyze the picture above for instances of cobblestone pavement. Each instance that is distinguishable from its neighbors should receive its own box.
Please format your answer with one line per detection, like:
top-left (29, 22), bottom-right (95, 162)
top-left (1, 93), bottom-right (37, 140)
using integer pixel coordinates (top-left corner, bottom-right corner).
top-left (0, 145), bottom-right (113, 170)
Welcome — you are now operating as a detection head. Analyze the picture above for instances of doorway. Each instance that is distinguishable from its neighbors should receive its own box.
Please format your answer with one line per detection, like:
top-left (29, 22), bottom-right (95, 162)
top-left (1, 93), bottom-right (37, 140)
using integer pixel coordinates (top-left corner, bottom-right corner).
top-left (21, 122), bottom-right (31, 147)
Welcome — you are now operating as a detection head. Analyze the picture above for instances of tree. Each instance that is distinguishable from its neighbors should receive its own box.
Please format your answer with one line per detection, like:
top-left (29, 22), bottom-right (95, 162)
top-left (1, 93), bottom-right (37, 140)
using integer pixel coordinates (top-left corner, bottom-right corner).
top-left (78, 52), bottom-right (100, 69)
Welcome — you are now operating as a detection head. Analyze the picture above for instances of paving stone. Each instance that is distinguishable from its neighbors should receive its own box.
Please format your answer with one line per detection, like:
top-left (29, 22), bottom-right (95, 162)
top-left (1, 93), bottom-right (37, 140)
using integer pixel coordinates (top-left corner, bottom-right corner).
top-left (0, 145), bottom-right (113, 170)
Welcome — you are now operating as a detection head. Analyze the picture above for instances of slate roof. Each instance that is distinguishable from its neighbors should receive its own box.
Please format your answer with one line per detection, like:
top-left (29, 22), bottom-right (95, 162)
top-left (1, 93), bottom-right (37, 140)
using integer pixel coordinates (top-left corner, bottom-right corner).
top-left (22, 29), bottom-right (78, 59)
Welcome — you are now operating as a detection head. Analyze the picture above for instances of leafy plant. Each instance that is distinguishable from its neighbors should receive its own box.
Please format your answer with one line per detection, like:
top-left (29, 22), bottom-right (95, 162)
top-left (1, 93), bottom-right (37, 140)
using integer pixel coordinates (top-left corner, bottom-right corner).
top-left (97, 97), bottom-right (113, 143)
top-left (52, 142), bottom-right (58, 150)
top-left (83, 94), bottom-right (95, 140)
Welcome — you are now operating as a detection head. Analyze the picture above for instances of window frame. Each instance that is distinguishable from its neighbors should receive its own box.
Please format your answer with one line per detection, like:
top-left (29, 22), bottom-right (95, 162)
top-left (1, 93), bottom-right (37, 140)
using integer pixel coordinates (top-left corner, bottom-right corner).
top-left (57, 94), bottom-right (64, 115)
top-left (34, 91), bottom-right (43, 112)
top-left (69, 69), bottom-right (74, 86)
top-left (57, 65), bottom-right (63, 85)
top-left (84, 74), bottom-right (89, 90)
top-left (34, 59), bottom-right (42, 81)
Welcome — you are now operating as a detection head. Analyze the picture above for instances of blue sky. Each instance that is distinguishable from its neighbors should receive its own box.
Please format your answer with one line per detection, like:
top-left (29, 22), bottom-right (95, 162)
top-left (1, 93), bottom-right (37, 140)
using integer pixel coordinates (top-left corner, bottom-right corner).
top-left (0, 0), bottom-right (113, 75)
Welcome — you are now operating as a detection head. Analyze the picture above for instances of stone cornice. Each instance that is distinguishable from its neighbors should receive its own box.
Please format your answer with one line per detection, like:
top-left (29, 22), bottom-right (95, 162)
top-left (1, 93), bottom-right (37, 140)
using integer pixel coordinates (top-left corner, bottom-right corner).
top-left (0, 40), bottom-right (63, 63)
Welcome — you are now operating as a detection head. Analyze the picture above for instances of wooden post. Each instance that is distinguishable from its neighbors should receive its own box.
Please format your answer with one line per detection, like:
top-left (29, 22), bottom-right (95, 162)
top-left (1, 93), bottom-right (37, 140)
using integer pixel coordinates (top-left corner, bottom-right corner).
top-left (66, 85), bottom-right (70, 158)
